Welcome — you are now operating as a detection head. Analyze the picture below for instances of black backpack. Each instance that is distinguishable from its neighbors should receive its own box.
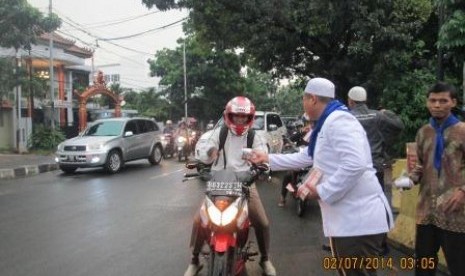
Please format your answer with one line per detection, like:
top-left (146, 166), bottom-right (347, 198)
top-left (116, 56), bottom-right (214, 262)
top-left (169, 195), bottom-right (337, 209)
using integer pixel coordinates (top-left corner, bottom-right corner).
top-left (216, 125), bottom-right (255, 169)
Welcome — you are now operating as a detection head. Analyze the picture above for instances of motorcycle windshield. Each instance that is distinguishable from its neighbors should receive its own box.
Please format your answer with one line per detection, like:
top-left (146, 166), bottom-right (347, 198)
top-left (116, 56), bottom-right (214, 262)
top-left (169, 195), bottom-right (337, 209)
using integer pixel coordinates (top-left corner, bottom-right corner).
top-left (207, 170), bottom-right (252, 196)
top-left (210, 169), bottom-right (252, 183)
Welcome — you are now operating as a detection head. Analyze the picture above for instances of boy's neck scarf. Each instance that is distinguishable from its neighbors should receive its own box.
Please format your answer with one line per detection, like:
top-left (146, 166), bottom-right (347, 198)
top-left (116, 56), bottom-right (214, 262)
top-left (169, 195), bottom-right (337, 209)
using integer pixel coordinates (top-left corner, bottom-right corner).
top-left (430, 114), bottom-right (460, 171)
top-left (308, 100), bottom-right (348, 158)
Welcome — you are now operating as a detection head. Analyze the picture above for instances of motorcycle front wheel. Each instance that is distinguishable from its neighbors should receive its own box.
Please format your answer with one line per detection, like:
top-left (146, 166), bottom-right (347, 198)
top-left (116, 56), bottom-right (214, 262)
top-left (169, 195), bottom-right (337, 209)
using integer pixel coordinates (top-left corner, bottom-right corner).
top-left (208, 252), bottom-right (228, 276)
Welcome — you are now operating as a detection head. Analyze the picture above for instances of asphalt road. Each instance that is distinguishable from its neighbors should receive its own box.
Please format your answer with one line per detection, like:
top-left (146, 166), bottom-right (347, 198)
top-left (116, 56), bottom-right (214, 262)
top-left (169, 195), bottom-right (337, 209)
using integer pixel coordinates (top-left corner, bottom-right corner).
top-left (0, 158), bottom-right (424, 276)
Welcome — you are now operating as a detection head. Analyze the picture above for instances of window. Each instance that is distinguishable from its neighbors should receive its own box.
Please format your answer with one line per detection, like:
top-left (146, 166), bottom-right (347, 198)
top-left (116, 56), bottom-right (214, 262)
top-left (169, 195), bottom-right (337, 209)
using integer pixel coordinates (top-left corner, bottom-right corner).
top-left (111, 74), bottom-right (120, 82)
top-left (137, 120), bottom-right (155, 133)
top-left (104, 74), bottom-right (120, 83)
top-left (84, 121), bottom-right (124, 136)
top-left (267, 114), bottom-right (283, 129)
top-left (124, 120), bottom-right (138, 135)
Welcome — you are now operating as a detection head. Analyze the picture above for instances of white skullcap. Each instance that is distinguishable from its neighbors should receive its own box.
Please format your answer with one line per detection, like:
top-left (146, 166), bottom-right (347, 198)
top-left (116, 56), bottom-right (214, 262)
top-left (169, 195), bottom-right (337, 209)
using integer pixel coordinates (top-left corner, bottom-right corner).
top-left (304, 77), bottom-right (335, 98)
top-left (348, 86), bottom-right (367, 101)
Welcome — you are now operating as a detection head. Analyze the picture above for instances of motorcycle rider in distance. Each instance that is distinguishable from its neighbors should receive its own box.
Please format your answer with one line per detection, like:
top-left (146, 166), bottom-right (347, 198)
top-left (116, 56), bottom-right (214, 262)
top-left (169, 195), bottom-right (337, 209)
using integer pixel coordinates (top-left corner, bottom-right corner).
top-left (279, 114), bottom-right (313, 207)
top-left (206, 120), bottom-right (215, 131)
top-left (184, 96), bottom-right (276, 276)
top-left (175, 121), bottom-right (188, 137)
top-left (163, 120), bottom-right (174, 134)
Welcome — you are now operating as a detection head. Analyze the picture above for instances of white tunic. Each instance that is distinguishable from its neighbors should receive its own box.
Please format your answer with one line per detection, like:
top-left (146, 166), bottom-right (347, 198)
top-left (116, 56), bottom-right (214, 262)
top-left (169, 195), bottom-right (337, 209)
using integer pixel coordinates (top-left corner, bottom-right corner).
top-left (270, 110), bottom-right (394, 237)
top-left (197, 127), bottom-right (268, 172)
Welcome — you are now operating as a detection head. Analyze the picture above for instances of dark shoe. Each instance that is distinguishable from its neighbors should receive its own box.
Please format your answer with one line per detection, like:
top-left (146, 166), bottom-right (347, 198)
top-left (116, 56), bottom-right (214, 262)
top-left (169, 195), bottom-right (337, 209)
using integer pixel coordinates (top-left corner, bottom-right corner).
top-left (321, 244), bottom-right (331, 252)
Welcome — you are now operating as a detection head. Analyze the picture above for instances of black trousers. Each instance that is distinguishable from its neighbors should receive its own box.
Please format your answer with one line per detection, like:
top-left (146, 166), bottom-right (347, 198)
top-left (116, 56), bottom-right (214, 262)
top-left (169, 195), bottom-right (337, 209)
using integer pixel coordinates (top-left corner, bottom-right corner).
top-left (330, 233), bottom-right (386, 276)
top-left (415, 224), bottom-right (465, 276)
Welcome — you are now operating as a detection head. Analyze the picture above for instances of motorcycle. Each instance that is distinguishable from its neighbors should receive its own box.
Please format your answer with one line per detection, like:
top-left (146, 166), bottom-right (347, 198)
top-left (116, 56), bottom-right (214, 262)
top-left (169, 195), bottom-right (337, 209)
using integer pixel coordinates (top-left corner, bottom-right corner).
top-left (284, 167), bottom-right (311, 217)
top-left (190, 130), bottom-right (201, 150)
top-left (161, 133), bottom-right (175, 158)
top-left (281, 130), bottom-right (311, 217)
top-left (176, 133), bottom-right (191, 162)
top-left (184, 161), bottom-right (269, 276)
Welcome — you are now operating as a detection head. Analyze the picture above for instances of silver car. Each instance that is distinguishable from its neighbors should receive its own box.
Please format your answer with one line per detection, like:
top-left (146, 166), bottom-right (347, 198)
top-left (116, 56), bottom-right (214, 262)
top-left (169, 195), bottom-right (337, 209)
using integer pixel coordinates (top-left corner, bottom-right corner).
top-left (55, 117), bottom-right (164, 174)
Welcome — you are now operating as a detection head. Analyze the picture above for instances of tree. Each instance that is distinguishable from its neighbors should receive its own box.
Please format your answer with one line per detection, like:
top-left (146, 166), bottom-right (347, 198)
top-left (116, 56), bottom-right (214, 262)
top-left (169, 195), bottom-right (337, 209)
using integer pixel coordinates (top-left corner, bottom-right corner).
top-left (142, 0), bottom-right (431, 94)
top-left (242, 68), bottom-right (278, 111)
top-left (148, 35), bottom-right (244, 122)
top-left (275, 78), bottom-right (308, 116)
top-left (0, 0), bottom-right (61, 103)
top-left (437, 0), bottom-right (465, 109)
top-left (0, 0), bottom-right (61, 51)
top-left (142, 0), bottom-right (456, 158)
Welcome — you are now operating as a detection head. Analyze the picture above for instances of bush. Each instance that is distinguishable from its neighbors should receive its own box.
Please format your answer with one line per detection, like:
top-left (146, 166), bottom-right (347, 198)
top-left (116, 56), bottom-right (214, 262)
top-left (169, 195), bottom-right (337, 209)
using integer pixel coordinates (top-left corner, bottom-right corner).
top-left (28, 124), bottom-right (65, 150)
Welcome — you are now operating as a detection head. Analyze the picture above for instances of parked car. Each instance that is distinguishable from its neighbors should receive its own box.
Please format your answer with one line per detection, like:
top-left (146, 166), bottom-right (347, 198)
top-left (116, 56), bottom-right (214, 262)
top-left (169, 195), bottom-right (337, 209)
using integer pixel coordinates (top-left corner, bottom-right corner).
top-left (55, 117), bottom-right (164, 174)
top-left (194, 111), bottom-right (286, 162)
top-left (253, 111), bottom-right (287, 153)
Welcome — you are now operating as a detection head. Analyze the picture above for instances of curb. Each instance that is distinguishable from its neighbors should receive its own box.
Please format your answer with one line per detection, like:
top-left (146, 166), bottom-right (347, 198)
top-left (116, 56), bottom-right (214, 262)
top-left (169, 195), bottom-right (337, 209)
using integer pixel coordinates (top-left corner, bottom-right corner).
top-left (0, 163), bottom-right (59, 180)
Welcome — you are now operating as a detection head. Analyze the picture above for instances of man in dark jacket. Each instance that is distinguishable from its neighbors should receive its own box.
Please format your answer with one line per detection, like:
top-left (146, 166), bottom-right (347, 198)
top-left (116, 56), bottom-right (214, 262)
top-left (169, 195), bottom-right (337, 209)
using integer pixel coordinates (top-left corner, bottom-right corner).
top-left (347, 86), bottom-right (404, 191)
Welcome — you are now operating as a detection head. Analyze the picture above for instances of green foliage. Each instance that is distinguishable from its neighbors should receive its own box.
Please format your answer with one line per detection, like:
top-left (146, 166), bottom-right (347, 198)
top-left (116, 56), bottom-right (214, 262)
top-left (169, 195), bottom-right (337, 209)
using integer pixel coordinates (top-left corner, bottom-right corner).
top-left (124, 88), bottom-right (171, 121)
top-left (148, 36), bottom-right (245, 122)
top-left (28, 124), bottom-right (65, 150)
top-left (275, 79), bottom-right (307, 116)
top-left (0, 0), bottom-right (61, 50)
top-left (0, 58), bottom-right (17, 99)
top-left (438, 8), bottom-right (465, 62)
top-left (141, 0), bottom-right (465, 160)
top-left (243, 69), bottom-right (278, 111)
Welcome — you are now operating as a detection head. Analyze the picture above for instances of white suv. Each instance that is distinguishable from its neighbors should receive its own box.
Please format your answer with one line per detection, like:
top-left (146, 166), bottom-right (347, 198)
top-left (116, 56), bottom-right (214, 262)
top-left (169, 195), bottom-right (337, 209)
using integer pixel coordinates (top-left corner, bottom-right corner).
top-left (253, 111), bottom-right (287, 153)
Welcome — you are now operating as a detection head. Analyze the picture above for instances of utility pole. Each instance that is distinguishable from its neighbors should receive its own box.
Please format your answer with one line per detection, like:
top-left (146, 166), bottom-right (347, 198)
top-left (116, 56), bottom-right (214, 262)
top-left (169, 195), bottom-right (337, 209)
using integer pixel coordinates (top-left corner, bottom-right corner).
top-left (15, 50), bottom-right (22, 152)
top-left (49, 0), bottom-right (55, 130)
top-left (183, 40), bottom-right (188, 123)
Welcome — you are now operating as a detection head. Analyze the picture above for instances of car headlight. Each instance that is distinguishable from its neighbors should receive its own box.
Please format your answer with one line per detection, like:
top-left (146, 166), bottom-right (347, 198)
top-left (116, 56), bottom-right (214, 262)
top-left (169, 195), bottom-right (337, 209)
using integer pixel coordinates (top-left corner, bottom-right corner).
top-left (57, 143), bottom-right (64, 151)
top-left (88, 143), bottom-right (105, 150)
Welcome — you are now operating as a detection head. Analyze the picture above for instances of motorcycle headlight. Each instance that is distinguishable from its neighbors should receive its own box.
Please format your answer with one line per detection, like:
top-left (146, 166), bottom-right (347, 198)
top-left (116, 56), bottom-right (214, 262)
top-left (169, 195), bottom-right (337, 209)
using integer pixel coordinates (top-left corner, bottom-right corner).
top-left (206, 197), bottom-right (240, 226)
top-left (88, 143), bottom-right (105, 150)
top-left (207, 204), bottom-right (222, 226)
top-left (177, 136), bottom-right (186, 143)
top-left (221, 204), bottom-right (239, 226)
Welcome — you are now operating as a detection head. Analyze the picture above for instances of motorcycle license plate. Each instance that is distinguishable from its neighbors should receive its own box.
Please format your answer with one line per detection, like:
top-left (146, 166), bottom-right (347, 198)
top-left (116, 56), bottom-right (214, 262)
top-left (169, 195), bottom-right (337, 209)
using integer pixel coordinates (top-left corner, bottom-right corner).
top-left (207, 181), bottom-right (242, 196)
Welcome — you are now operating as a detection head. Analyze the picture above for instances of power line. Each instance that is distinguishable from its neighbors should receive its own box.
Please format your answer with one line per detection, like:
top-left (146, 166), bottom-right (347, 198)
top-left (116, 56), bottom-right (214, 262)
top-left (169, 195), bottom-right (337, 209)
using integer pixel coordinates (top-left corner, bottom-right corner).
top-left (55, 10), bottom-right (182, 56)
top-left (98, 17), bottom-right (187, 41)
top-left (60, 10), bottom-right (161, 30)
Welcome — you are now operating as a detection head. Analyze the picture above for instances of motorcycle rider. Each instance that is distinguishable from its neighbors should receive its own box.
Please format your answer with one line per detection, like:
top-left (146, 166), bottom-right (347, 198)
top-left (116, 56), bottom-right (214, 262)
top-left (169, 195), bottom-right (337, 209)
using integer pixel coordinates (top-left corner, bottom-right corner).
top-left (163, 120), bottom-right (175, 134)
top-left (206, 120), bottom-right (215, 131)
top-left (184, 96), bottom-right (276, 276)
top-left (279, 115), bottom-right (312, 207)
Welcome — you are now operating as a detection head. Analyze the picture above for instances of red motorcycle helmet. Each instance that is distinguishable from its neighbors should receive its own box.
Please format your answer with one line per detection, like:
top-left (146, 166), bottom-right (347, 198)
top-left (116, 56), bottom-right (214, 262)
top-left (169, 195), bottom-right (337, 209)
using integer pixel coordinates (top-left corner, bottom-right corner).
top-left (223, 96), bottom-right (256, 136)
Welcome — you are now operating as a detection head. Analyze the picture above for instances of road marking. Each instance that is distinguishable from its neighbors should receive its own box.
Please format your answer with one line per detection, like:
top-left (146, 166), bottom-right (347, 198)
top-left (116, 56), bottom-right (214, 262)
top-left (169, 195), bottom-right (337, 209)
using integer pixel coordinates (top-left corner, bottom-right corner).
top-left (149, 168), bottom-right (184, 180)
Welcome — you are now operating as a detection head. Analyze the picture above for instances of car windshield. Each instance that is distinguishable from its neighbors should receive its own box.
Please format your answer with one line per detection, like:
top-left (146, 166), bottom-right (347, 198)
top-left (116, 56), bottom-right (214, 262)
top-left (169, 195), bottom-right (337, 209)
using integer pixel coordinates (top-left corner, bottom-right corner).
top-left (84, 121), bottom-right (124, 136)
top-left (252, 115), bottom-right (264, 130)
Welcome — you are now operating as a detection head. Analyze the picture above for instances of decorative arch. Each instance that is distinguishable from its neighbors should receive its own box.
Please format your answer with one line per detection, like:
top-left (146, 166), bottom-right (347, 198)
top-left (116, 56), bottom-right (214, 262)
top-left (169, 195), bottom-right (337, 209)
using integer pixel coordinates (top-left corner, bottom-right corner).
top-left (77, 71), bottom-right (122, 131)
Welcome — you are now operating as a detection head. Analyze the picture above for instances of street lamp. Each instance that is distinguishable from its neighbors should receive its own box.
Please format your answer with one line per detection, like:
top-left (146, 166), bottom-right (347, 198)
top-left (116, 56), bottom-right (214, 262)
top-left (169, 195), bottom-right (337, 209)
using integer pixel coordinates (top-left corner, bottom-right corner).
top-left (49, 0), bottom-right (55, 130)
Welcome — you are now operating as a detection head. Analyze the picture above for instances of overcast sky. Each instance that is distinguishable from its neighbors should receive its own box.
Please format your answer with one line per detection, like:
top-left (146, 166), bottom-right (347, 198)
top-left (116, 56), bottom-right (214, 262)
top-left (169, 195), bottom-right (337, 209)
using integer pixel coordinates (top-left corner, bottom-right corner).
top-left (28, 0), bottom-right (187, 89)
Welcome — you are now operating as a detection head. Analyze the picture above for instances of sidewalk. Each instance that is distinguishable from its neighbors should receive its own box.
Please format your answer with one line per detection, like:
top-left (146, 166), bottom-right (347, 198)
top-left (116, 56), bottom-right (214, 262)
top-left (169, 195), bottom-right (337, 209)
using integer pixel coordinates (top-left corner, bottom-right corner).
top-left (0, 153), bottom-right (58, 180)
